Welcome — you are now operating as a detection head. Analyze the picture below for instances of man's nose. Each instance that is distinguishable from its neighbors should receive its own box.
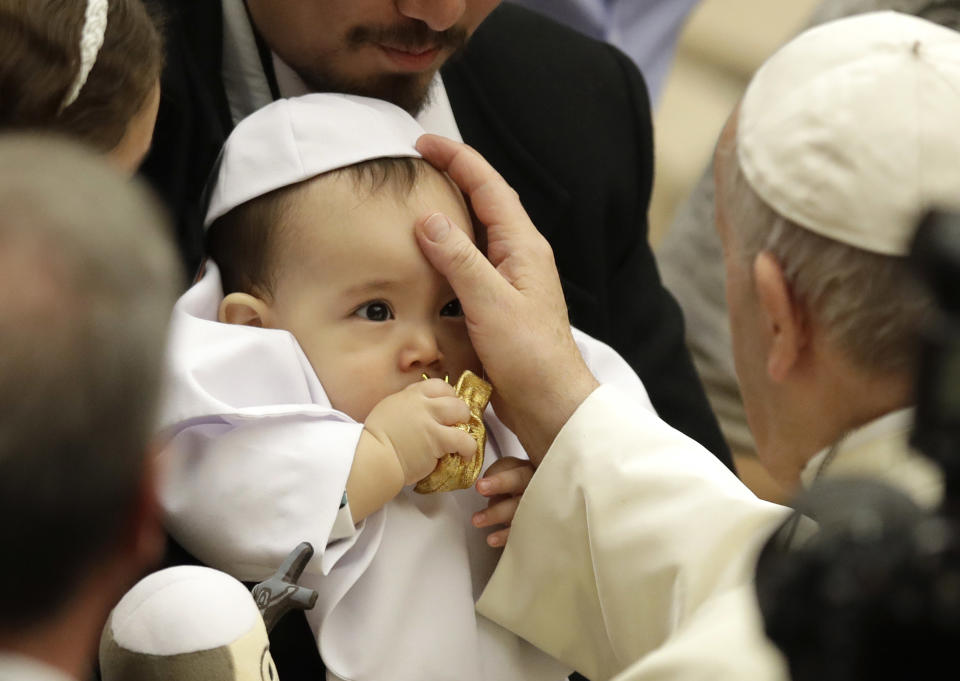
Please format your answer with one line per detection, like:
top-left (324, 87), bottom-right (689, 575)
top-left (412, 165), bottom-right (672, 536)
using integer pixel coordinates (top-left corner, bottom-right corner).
top-left (399, 326), bottom-right (443, 372)
top-left (396, 0), bottom-right (466, 32)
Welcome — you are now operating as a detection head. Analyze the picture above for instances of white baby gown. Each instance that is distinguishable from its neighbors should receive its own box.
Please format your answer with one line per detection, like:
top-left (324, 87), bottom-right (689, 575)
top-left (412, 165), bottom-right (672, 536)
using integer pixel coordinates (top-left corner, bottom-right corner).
top-left (158, 262), bottom-right (655, 681)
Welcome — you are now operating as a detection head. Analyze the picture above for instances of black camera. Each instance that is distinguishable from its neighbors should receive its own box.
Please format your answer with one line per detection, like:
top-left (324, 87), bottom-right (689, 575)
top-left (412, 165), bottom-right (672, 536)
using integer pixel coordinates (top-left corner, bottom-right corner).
top-left (911, 209), bottom-right (960, 503)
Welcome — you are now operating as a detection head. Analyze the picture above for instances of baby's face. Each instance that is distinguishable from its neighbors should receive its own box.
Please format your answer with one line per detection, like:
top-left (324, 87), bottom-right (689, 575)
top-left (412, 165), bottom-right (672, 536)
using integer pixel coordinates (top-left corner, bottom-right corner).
top-left (262, 166), bottom-right (481, 422)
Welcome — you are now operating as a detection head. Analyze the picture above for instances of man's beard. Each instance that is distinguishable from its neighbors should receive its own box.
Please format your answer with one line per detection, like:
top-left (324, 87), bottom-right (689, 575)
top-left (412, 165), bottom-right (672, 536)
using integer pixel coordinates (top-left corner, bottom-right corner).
top-left (295, 21), bottom-right (469, 116)
top-left (298, 68), bottom-right (438, 117)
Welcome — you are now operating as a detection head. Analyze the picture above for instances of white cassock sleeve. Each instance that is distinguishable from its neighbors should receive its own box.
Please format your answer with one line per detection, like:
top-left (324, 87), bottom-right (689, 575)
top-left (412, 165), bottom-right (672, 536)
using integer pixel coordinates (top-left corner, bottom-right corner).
top-left (476, 384), bottom-right (790, 681)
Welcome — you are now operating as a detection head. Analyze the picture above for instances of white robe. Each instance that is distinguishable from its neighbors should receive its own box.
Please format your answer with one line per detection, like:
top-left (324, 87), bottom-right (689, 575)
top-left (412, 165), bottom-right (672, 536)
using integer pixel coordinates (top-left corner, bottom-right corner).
top-left (157, 264), bottom-right (655, 681)
top-left (476, 387), bottom-right (942, 681)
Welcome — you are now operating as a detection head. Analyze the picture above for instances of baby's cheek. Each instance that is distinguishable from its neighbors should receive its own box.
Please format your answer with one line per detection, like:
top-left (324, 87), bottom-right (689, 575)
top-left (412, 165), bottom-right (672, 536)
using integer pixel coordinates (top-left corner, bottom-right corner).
top-left (317, 364), bottom-right (389, 423)
top-left (448, 338), bottom-right (482, 379)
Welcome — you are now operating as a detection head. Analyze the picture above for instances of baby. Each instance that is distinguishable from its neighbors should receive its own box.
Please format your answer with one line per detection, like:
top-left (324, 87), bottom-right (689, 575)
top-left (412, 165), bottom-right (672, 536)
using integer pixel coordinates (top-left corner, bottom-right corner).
top-left (158, 94), bottom-right (653, 681)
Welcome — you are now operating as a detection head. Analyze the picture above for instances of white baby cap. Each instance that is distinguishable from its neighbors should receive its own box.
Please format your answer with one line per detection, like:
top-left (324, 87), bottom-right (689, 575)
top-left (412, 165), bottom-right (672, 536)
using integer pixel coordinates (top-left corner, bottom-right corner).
top-left (738, 11), bottom-right (960, 256)
top-left (205, 93), bottom-right (426, 226)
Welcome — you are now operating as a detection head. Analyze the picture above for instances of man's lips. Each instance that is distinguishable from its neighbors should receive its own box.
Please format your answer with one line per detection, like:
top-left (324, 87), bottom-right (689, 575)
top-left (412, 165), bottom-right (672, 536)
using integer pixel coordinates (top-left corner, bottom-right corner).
top-left (377, 43), bottom-right (442, 71)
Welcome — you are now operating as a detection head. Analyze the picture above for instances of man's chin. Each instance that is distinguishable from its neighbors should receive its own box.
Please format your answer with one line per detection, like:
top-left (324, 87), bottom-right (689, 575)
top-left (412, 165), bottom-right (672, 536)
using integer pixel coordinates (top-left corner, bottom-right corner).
top-left (298, 68), bottom-right (437, 117)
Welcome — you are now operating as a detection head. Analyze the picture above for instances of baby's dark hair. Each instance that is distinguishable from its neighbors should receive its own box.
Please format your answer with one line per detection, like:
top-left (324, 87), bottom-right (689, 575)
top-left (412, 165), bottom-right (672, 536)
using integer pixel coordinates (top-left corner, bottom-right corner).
top-left (207, 156), bottom-right (425, 298)
top-left (0, 0), bottom-right (163, 151)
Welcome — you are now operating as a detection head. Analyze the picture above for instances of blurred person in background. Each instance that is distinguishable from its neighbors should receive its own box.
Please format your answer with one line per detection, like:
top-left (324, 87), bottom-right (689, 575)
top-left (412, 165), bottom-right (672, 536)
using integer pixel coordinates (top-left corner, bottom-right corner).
top-left (0, 136), bottom-right (180, 681)
top-left (507, 0), bottom-right (701, 106)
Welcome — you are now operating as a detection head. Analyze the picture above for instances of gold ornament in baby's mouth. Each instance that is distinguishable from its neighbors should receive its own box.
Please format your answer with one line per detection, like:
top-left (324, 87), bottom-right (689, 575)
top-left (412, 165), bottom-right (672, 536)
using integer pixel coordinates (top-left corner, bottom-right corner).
top-left (415, 370), bottom-right (493, 494)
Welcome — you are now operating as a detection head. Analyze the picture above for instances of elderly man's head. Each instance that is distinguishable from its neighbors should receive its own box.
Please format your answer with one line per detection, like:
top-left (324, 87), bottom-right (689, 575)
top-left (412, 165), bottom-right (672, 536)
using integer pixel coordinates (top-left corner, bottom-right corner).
top-left (246, 0), bottom-right (501, 115)
top-left (713, 12), bottom-right (960, 488)
top-left (0, 135), bottom-right (180, 655)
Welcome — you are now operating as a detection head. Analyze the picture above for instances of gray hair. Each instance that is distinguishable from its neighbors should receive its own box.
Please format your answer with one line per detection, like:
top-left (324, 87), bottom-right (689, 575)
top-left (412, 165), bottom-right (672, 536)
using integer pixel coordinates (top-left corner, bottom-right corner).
top-left (0, 134), bottom-right (181, 625)
top-left (716, 128), bottom-right (930, 376)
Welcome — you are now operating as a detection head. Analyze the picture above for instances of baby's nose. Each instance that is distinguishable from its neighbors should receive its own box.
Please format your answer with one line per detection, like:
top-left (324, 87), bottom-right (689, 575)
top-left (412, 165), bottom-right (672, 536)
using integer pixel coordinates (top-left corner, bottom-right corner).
top-left (399, 326), bottom-right (442, 372)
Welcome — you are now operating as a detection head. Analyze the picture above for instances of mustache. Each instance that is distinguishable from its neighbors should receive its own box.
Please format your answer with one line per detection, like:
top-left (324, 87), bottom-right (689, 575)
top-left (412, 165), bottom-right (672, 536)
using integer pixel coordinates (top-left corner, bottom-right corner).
top-left (347, 21), bottom-right (468, 52)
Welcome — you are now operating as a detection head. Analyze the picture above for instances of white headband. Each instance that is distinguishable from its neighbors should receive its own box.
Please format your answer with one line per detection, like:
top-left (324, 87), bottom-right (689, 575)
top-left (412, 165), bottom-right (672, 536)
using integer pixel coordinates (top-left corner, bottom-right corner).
top-left (60, 0), bottom-right (109, 111)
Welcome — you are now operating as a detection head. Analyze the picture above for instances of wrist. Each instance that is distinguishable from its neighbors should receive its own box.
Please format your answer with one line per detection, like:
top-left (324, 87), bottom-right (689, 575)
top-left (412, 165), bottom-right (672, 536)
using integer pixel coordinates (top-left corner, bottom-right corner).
top-left (499, 362), bottom-right (599, 466)
top-left (346, 430), bottom-right (405, 521)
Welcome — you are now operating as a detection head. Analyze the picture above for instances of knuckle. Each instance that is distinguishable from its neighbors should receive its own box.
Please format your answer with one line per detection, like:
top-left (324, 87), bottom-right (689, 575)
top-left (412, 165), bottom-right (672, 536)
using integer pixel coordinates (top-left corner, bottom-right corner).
top-left (447, 239), bottom-right (480, 272)
top-left (535, 233), bottom-right (555, 261)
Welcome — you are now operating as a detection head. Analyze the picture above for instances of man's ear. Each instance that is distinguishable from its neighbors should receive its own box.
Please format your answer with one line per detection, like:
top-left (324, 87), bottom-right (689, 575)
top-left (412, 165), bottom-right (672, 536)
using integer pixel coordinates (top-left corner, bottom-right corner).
top-left (219, 292), bottom-right (269, 327)
top-left (753, 251), bottom-right (807, 383)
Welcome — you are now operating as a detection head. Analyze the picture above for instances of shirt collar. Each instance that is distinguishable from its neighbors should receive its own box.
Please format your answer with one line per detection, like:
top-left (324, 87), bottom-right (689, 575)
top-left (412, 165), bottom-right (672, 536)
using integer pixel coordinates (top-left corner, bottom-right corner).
top-left (222, 0), bottom-right (462, 141)
top-left (221, 0), bottom-right (273, 125)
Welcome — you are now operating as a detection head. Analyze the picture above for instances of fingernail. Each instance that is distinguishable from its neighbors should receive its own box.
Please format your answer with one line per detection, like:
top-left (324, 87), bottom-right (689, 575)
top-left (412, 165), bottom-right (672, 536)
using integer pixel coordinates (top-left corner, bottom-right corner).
top-left (476, 479), bottom-right (491, 494)
top-left (488, 534), bottom-right (503, 547)
top-left (472, 511), bottom-right (485, 526)
top-left (423, 212), bottom-right (451, 242)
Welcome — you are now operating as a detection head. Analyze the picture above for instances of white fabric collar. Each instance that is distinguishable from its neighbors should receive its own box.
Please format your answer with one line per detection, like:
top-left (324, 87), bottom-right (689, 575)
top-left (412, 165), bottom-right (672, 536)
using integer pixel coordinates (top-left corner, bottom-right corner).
top-left (799, 406), bottom-right (945, 509)
top-left (221, 0), bottom-right (462, 141)
top-left (801, 407), bottom-right (915, 487)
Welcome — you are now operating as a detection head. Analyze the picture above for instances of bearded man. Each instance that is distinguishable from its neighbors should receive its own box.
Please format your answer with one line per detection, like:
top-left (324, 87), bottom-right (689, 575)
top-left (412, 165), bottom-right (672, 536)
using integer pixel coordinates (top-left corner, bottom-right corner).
top-left (141, 0), bottom-right (730, 474)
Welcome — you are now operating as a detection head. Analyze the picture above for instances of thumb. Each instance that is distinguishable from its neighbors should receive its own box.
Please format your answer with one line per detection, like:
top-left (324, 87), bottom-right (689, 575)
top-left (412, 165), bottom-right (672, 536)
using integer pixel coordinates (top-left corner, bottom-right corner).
top-left (416, 212), bottom-right (509, 310)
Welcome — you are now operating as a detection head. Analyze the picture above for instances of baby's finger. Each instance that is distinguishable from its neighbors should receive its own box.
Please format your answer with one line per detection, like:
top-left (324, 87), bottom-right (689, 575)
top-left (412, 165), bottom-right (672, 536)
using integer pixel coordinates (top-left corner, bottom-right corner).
top-left (482, 456), bottom-right (530, 476)
top-left (437, 426), bottom-right (479, 462)
top-left (485, 527), bottom-right (511, 548)
top-left (472, 496), bottom-right (520, 528)
top-left (476, 462), bottom-right (534, 497)
top-left (428, 395), bottom-right (472, 426)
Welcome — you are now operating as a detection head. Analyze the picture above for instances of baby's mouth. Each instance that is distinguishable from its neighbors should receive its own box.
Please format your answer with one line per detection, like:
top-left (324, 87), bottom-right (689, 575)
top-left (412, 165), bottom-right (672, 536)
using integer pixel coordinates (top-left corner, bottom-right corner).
top-left (419, 371), bottom-right (451, 383)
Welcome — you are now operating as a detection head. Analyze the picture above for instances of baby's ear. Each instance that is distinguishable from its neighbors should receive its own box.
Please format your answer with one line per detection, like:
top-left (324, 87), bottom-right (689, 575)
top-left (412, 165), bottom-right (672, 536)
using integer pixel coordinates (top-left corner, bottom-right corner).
top-left (219, 292), bottom-right (269, 327)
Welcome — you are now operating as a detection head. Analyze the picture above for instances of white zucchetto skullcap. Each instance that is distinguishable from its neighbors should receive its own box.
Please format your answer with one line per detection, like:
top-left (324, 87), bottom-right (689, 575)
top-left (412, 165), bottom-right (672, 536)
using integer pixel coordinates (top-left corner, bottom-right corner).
top-left (107, 566), bottom-right (260, 655)
top-left (737, 11), bottom-right (960, 256)
top-left (205, 93), bottom-right (425, 227)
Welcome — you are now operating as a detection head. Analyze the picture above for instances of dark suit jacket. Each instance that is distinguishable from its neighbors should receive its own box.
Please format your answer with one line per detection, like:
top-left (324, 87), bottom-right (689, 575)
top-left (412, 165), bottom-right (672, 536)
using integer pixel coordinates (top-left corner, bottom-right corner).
top-left (139, 2), bottom-right (732, 678)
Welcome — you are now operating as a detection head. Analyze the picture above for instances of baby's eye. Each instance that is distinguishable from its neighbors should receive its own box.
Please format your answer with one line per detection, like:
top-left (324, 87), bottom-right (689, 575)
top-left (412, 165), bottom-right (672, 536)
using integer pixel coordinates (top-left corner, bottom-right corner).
top-left (354, 301), bottom-right (393, 321)
top-left (440, 298), bottom-right (464, 317)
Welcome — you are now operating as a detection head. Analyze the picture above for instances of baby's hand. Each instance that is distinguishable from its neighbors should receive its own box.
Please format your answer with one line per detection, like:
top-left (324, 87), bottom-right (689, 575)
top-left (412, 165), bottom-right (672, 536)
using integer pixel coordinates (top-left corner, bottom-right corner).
top-left (473, 457), bottom-right (535, 547)
top-left (363, 379), bottom-right (477, 487)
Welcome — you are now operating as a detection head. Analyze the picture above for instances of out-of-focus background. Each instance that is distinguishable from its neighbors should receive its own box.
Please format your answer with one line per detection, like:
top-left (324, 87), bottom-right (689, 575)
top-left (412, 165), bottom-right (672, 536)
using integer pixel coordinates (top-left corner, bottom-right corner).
top-left (648, 0), bottom-right (823, 246)
top-left (651, 0), bottom-right (823, 502)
